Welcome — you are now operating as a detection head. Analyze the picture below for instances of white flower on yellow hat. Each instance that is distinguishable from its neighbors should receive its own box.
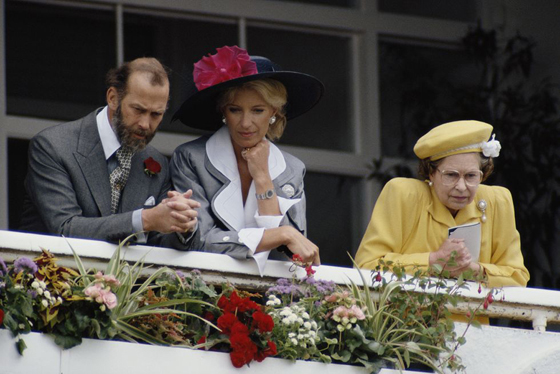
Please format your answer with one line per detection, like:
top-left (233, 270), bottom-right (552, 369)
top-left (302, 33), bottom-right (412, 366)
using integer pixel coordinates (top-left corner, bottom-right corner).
top-left (481, 134), bottom-right (501, 158)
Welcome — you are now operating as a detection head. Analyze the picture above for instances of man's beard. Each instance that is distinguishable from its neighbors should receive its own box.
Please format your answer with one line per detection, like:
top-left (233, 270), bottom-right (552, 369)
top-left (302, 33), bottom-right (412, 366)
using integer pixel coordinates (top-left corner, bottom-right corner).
top-left (112, 105), bottom-right (156, 153)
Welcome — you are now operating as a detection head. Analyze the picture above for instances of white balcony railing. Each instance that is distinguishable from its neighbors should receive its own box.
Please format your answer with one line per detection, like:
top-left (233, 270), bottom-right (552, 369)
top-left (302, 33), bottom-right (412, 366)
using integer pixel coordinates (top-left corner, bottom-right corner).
top-left (1, 230), bottom-right (559, 374)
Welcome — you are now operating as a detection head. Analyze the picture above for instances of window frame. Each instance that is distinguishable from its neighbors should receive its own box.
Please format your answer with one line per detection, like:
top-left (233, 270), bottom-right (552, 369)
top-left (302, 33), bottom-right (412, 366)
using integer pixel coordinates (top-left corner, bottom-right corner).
top-left (0, 0), bottom-right (479, 255)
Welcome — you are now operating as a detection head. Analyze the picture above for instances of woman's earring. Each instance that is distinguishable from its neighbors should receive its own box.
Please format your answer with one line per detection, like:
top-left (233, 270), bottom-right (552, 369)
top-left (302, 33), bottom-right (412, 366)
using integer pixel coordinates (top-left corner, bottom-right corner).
top-left (477, 200), bottom-right (487, 223)
top-left (222, 117), bottom-right (226, 124)
top-left (427, 180), bottom-right (433, 187)
top-left (269, 116), bottom-right (276, 125)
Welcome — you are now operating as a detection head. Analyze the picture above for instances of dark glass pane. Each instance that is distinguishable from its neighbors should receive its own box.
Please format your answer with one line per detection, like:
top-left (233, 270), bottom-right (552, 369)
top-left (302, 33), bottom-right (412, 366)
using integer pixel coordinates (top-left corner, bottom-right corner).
top-left (379, 40), bottom-right (477, 158)
top-left (6, 1), bottom-right (115, 121)
top-left (123, 12), bottom-right (238, 135)
top-left (305, 172), bottom-right (359, 267)
top-left (248, 26), bottom-right (353, 151)
top-left (8, 138), bottom-right (30, 230)
top-left (264, 0), bottom-right (358, 8)
top-left (378, 0), bottom-right (477, 22)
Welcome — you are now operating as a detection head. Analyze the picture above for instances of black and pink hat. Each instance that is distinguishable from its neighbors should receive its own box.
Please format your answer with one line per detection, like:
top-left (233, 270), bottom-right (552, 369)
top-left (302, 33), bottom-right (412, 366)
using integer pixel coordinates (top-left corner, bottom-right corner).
top-left (172, 45), bottom-right (324, 131)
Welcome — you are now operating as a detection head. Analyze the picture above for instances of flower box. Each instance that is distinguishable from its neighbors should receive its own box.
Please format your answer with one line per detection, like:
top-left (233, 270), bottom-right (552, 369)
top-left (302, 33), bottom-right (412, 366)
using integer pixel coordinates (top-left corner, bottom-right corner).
top-left (0, 329), bottom-right (430, 374)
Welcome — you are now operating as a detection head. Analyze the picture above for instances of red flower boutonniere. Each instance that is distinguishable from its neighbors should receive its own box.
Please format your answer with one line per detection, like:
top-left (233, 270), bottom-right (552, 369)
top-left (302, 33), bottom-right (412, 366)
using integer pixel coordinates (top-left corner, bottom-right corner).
top-left (143, 157), bottom-right (161, 177)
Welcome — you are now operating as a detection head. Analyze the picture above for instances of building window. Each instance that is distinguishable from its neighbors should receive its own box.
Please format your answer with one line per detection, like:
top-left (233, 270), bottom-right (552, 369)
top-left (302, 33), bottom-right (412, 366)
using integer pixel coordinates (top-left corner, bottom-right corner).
top-left (6, 1), bottom-right (115, 121)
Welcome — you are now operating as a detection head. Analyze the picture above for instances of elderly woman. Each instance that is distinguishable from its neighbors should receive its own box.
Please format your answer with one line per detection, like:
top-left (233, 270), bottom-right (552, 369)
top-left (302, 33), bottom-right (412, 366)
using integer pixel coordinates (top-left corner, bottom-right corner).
top-left (170, 46), bottom-right (323, 273)
top-left (355, 120), bottom-right (529, 288)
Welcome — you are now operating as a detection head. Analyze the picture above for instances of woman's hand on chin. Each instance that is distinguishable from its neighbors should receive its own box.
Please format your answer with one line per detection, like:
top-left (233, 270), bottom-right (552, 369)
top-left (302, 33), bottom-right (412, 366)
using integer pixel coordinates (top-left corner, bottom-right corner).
top-left (243, 139), bottom-right (271, 181)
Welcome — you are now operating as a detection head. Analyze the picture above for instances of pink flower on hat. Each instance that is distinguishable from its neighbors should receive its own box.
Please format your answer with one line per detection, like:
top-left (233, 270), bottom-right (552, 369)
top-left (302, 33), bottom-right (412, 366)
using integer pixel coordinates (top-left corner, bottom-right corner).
top-left (193, 46), bottom-right (258, 91)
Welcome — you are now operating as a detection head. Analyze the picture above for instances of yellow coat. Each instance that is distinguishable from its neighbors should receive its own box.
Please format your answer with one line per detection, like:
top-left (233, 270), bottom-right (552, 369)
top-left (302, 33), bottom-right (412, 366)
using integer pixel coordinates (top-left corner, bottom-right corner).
top-left (355, 178), bottom-right (529, 288)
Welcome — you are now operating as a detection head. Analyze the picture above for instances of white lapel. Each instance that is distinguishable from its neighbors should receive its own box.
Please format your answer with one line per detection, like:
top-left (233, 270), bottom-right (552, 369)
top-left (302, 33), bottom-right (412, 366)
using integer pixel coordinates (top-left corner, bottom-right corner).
top-left (206, 126), bottom-right (287, 231)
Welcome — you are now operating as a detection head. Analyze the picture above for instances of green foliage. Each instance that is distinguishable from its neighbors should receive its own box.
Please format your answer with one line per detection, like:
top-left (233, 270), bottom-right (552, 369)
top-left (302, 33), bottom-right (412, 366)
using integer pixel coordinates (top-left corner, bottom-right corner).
top-left (264, 257), bottom-right (494, 373)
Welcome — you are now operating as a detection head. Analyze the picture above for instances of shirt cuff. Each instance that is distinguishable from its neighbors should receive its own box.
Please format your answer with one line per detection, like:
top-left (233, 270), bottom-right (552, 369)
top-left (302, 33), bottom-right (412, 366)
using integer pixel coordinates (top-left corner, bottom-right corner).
top-left (176, 221), bottom-right (198, 244)
top-left (254, 197), bottom-right (301, 228)
top-left (238, 228), bottom-right (270, 276)
top-left (132, 209), bottom-right (147, 243)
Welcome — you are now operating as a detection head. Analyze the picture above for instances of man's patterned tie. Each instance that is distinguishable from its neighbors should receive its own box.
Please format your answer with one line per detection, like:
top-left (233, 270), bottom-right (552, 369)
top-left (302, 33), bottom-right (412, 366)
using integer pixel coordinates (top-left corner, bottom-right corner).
top-left (109, 146), bottom-right (134, 214)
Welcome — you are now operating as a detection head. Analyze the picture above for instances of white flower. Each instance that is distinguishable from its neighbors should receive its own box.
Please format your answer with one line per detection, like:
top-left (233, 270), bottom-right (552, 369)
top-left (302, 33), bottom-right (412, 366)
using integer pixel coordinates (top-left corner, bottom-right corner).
top-left (481, 134), bottom-right (501, 158)
top-left (296, 317), bottom-right (304, 325)
top-left (311, 321), bottom-right (318, 329)
top-left (336, 324), bottom-right (345, 332)
top-left (280, 308), bottom-right (292, 317)
top-left (18, 324), bottom-right (25, 330)
top-left (44, 291), bottom-right (51, 298)
top-left (57, 297), bottom-right (63, 304)
top-left (266, 300), bottom-right (275, 306)
top-left (41, 299), bottom-right (49, 308)
top-left (288, 332), bottom-right (296, 338)
top-left (282, 317), bottom-right (292, 325)
top-left (291, 338), bottom-right (298, 346)
top-left (36, 288), bottom-right (44, 295)
top-left (303, 321), bottom-right (312, 329)
top-left (297, 334), bottom-right (304, 340)
top-left (31, 281), bottom-right (39, 289)
top-left (302, 312), bottom-right (310, 319)
top-left (39, 281), bottom-right (47, 289)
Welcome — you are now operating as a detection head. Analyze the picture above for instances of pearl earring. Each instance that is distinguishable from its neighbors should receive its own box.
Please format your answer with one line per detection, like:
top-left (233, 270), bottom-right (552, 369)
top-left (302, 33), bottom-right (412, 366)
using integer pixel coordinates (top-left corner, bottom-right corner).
top-left (428, 180), bottom-right (433, 187)
top-left (269, 116), bottom-right (276, 125)
top-left (477, 200), bottom-right (487, 223)
top-left (222, 117), bottom-right (226, 124)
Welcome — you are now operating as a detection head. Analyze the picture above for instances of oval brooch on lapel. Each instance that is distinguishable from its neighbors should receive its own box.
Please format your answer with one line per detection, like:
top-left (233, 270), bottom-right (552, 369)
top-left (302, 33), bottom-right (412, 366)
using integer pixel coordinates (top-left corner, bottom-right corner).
top-left (281, 184), bottom-right (295, 198)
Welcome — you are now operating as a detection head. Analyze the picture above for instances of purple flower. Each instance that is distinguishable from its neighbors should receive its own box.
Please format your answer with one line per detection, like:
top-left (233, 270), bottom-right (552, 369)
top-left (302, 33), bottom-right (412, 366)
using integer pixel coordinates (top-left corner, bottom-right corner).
top-left (266, 278), bottom-right (304, 297)
top-left (27, 289), bottom-right (38, 299)
top-left (0, 257), bottom-right (7, 276)
top-left (14, 257), bottom-right (38, 274)
top-left (176, 270), bottom-right (186, 279)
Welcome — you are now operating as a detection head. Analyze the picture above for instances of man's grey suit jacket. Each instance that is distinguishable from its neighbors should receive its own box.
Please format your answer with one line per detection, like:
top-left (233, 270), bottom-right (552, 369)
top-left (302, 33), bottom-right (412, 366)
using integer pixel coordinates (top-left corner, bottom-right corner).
top-left (20, 109), bottom-right (182, 247)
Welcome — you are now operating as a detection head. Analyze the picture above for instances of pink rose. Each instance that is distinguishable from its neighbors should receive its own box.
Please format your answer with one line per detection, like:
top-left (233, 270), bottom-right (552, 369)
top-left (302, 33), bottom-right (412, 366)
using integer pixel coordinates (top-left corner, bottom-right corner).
top-left (193, 46), bottom-right (258, 91)
top-left (103, 274), bottom-right (121, 287)
top-left (349, 305), bottom-right (366, 320)
top-left (101, 289), bottom-right (118, 310)
top-left (84, 283), bottom-right (102, 298)
top-left (333, 306), bottom-right (348, 318)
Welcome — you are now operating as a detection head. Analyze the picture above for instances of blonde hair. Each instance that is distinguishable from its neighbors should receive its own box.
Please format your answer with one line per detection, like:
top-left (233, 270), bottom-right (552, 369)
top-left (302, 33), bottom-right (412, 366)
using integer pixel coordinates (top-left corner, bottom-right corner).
top-left (217, 79), bottom-right (288, 141)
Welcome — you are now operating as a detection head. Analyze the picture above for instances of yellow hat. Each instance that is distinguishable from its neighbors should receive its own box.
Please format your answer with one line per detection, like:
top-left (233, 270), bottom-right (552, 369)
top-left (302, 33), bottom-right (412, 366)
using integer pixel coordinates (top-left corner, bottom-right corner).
top-left (413, 120), bottom-right (500, 161)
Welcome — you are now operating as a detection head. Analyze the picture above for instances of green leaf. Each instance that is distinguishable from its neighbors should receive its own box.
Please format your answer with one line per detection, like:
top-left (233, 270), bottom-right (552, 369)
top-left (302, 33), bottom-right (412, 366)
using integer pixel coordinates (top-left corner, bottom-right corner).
top-left (403, 348), bottom-right (411, 367)
top-left (53, 334), bottom-right (82, 349)
top-left (115, 320), bottom-right (170, 346)
top-left (331, 350), bottom-right (352, 362)
top-left (16, 338), bottom-right (27, 355)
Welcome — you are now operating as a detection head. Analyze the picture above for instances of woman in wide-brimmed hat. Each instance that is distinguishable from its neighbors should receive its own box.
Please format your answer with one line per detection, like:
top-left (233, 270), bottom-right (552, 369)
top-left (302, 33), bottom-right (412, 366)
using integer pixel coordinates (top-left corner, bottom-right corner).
top-left (355, 120), bottom-right (529, 288)
top-left (170, 46), bottom-right (323, 273)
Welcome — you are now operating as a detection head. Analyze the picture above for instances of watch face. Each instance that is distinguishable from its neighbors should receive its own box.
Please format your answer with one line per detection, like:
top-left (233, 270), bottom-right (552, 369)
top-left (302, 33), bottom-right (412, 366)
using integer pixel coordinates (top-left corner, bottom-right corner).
top-left (266, 189), bottom-right (274, 198)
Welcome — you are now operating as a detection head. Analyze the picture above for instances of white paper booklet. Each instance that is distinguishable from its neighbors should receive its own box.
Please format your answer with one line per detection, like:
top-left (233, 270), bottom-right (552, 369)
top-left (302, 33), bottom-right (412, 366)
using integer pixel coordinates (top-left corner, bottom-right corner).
top-left (448, 222), bottom-right (481, 262)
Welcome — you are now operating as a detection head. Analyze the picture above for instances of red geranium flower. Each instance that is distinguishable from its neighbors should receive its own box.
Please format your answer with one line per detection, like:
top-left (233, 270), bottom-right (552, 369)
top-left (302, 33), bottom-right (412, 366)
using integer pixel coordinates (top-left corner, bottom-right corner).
top-left (217, 312), bottom-right (238, 335)
top-left (0, 309), bottom-right (4, 325)
top-left (255, 340), bottom-right (277, 362)
top-left (230, 350), bottom-right (248, 368)
top-left (231, 321), bottom-right (249, 336)
top-left (143, 157), bottom-right (161, 177)
top-left (217, 290), bottom-right (276, 367)
top-left (252, 311), bottom-right (274, 333)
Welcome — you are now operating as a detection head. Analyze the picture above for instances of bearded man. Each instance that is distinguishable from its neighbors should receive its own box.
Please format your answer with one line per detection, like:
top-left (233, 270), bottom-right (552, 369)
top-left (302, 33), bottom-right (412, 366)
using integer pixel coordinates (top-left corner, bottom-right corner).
top-left (20, 57), bottom-right (199, 246)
